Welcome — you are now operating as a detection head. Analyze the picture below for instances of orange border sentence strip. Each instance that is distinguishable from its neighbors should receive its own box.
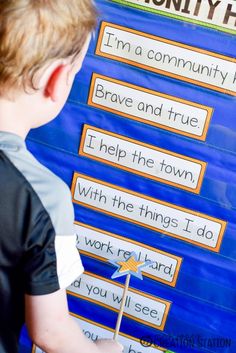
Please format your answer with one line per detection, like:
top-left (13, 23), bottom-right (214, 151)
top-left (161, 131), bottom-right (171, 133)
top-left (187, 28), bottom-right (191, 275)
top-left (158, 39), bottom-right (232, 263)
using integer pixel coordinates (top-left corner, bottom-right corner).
top-left (70, 313), bottom-right (166, 351)
top-left (88, 73), bottom-right (213, 141)
top-left (32, 313), bottom-right (167, 353)
top-left (95, 22), bottom-right (236, 96)
top-left (71, 174), bottom-right (226, 252)
top-left (79, 124), bottom-right (207, 194)
top-left (74, 222), bottom-right (182, 287)
top-left (67, 270), bottom-right (171, 331)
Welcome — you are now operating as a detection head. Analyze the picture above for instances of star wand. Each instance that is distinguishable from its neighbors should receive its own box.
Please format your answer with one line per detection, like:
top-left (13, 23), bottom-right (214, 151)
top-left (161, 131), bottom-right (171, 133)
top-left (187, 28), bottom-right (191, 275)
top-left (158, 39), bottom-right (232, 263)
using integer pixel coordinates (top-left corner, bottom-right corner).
top-left (109, 252), bottom-right (154, 340)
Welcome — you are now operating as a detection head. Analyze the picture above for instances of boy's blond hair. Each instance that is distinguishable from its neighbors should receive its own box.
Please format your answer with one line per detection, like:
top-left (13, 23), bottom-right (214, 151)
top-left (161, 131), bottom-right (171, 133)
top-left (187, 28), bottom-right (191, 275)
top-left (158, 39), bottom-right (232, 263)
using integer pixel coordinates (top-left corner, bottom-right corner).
top-left (0, 0), bottom-right (97, 96)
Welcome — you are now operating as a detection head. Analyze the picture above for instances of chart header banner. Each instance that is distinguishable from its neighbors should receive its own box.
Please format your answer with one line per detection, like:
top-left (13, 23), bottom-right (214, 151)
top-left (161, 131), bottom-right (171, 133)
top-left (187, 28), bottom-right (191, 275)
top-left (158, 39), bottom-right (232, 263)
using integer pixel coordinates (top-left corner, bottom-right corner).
top-left (110, 0), bottom-right (236, 34)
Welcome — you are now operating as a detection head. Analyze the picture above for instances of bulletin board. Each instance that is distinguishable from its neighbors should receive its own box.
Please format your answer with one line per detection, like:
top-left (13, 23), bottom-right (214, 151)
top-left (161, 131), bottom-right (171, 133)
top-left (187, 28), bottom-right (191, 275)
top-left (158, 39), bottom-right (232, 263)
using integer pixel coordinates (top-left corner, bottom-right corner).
top-left (19, 1), bottom-right (236, 352)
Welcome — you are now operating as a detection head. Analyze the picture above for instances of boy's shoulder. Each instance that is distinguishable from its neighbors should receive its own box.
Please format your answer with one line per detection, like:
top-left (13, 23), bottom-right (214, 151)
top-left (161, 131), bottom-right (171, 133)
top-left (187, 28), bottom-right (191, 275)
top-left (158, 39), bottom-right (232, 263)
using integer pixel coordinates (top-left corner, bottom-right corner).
top-left (0, 131), bottom-right (74, 235)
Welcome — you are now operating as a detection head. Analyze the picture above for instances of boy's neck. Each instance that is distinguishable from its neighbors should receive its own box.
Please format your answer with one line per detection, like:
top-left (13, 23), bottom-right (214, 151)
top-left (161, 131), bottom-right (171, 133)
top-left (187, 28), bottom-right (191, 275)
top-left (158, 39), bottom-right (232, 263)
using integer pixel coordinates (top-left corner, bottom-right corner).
top-left (0, 96), bottom-right (31, 140)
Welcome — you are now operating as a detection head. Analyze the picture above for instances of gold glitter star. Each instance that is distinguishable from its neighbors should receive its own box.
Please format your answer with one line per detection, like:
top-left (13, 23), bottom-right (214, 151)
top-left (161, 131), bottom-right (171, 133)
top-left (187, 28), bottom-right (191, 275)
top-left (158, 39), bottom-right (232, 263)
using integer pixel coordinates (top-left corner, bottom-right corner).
top-left (117, 256), bottom-right (145, 274)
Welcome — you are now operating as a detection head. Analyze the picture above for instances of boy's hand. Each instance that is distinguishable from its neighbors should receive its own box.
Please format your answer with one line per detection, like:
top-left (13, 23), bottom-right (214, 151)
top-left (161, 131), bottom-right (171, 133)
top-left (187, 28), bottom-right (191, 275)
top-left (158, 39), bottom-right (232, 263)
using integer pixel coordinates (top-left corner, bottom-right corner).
top-left (95, 339), bottom-right (124, 353)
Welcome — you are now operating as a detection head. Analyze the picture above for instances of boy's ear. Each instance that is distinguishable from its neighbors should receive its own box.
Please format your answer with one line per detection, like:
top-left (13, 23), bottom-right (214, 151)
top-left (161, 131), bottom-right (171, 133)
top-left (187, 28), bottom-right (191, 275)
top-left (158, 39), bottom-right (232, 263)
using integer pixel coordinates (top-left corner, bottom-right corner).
top-left (44, 64), bottom-right (70, 102)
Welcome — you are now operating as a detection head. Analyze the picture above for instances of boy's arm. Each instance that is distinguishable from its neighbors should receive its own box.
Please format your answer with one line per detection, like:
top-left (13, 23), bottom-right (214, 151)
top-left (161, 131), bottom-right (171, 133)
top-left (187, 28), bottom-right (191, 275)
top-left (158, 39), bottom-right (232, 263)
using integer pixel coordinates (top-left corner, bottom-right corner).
top-left (25, 289), bottom-right (123, 353)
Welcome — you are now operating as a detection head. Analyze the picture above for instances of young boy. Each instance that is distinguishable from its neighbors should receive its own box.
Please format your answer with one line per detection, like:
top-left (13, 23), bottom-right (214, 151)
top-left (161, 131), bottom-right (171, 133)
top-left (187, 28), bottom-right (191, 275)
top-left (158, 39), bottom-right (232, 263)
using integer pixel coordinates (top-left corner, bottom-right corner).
top-left (0, 1), bottom-right (123, 353)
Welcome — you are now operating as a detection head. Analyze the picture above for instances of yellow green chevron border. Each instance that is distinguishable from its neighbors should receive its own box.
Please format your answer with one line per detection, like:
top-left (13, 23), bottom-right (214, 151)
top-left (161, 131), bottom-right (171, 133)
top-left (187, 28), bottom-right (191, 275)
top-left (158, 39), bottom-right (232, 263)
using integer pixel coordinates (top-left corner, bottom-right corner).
top-left (109, 0), bottom-right (236, 35)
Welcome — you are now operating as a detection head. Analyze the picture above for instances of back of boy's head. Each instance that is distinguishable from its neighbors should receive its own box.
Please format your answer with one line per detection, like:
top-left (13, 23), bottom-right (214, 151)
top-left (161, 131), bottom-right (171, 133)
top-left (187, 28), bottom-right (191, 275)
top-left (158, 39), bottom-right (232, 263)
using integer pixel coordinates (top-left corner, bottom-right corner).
top-left (0, 0), bottom-right (97, 97)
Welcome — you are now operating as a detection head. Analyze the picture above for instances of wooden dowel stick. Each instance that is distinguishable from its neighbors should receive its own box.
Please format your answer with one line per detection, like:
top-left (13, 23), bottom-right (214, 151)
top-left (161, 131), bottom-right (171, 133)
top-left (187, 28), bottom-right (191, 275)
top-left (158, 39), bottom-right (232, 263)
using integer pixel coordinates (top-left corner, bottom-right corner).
top-left (113, 274), bottom-right (131, 340)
